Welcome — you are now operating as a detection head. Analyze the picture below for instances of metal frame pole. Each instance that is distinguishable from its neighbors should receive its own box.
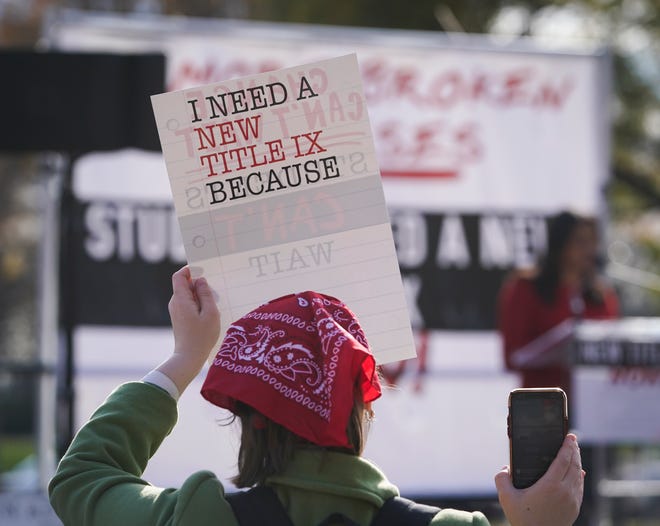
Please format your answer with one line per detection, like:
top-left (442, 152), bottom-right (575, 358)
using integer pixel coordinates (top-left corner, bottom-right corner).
top-left (36, 153), bottom-right (66, 488)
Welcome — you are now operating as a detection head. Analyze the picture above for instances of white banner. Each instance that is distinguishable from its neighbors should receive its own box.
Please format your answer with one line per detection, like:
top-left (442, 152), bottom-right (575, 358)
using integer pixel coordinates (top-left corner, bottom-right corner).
top-left (50, 14), bottom-right (608, 215)
top-left (575, 367), bottom-right (660, 443)
top-left (163, 35), bottom-right (607, 214)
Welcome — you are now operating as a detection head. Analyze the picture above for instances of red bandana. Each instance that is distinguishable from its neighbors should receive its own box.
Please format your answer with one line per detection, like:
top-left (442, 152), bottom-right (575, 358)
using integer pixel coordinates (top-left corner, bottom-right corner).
top-left (201, 291), bottom-right (381, 448)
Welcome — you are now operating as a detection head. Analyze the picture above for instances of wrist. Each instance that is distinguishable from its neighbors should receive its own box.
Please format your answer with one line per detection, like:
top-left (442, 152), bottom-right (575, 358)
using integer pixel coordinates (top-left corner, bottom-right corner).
top-left (142, 369), bottom-right (181, 400)
top-left (156, 352), bottom-right (206, 395)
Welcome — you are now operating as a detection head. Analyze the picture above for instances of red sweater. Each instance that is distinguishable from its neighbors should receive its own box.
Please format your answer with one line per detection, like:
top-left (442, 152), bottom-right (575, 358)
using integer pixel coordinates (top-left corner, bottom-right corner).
top-left (497, 276), bottom-right (619, 396)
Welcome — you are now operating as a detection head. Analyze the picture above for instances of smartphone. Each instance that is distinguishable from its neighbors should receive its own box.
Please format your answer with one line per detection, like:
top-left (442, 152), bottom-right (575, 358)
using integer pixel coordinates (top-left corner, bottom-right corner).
top-left (508, 388), bottom-right (568, 489)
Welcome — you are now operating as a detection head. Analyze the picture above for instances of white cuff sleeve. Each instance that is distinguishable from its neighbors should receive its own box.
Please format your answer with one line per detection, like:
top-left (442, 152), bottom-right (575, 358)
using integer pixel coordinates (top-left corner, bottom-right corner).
top-left (142, 370), bottom-right (181, 401)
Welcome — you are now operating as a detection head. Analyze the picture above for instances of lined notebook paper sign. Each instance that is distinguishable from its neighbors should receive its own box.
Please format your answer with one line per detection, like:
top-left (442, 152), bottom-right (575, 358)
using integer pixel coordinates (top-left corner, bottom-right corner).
top-left (151, 54), bottom-right (415, 364)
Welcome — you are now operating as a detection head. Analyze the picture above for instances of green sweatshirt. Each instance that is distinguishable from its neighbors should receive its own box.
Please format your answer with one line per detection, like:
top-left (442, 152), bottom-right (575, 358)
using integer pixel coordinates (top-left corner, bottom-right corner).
top-left (49, 382), bottom-right (490, 526)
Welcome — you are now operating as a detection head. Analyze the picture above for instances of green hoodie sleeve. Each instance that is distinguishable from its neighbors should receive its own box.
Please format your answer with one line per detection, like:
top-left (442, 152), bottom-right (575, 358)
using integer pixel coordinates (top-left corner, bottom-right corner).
top-left (48, 382), bottom-right (238, 526)
top-left (431, 509), bottom-right (491, 525)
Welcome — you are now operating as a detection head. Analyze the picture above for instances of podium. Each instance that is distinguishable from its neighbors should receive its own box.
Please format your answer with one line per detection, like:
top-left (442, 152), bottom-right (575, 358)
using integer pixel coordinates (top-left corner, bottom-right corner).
top-left (572, 318), bottom-right (660, 443)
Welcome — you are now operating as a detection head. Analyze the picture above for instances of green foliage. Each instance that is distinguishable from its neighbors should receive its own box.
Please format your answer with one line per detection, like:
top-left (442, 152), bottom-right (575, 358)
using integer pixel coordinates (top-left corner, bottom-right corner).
top-left (245, 0), bottom-right (503, 31)
top-left (0, 436), bottom-right (34, 473)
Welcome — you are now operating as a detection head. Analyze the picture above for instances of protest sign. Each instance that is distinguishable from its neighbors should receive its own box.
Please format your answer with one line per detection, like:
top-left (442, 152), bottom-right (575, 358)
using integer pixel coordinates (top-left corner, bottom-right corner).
top-left (151, 54), bottom-right (415, 364)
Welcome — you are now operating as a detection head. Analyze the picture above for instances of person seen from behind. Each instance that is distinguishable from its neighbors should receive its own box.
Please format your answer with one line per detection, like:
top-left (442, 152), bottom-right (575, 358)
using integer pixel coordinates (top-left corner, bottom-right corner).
top-left (49, 266), bottom-right (584, 525)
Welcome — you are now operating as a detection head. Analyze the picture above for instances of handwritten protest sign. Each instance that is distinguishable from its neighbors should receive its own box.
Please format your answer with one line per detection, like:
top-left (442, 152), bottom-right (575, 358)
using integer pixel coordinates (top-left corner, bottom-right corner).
top-left (151, 54), bottom-right (414, 364)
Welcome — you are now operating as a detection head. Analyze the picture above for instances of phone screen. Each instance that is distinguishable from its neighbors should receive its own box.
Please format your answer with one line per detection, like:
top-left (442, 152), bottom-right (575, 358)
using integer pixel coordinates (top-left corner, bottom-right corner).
top-left (510, 390), bottom-right (567, 489)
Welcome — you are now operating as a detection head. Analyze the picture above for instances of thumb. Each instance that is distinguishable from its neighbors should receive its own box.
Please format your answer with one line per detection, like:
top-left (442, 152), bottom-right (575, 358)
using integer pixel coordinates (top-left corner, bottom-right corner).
top-left (495, 466), bottom-right (513, 493)
top-left (172, 266), bottom-right (194, 298)
top-left (544, 434), bottom-right (577, 483)
top-left (495, 466), bottom-right (513, 494)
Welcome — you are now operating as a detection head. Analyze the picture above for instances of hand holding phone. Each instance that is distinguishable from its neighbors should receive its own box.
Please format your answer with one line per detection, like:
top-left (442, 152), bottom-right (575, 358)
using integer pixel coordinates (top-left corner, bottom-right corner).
top-left (508, 388), bottom-right (568, 489)
top-left (495, 433), bottom-right (584, 526)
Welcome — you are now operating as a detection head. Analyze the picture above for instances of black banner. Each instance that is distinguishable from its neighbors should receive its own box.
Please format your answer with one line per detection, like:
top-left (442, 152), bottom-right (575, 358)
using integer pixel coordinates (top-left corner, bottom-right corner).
top-left (70, 199), bottom-right (185, 326)
top-left (0, 51), bottom-right (164, 153)
top-left (392, 210), bottom-right (549, 330)
top-left (70, 197), bottom-right (551, 330)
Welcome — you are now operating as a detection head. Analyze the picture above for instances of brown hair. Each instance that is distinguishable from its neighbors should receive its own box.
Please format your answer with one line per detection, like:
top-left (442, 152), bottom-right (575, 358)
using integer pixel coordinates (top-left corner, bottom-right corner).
top-left (231, 386), bottom-right (369, 488)
top-left (534, 211), bottom-right (604, 305)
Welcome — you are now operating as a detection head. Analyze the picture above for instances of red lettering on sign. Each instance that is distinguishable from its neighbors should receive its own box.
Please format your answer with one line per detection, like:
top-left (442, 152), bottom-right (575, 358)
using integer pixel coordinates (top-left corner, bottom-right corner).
top-left (609, 367), bottom-right (660, 386)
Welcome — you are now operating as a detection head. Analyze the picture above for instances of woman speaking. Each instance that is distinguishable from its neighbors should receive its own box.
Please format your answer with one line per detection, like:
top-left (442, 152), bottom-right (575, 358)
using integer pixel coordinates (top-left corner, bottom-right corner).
top-left (498, 211), bottom-right (619, 398)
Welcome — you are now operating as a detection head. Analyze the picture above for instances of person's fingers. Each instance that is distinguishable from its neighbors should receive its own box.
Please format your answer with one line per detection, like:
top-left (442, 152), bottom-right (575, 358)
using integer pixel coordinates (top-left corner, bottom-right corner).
top-left (563, 444), bottom-right (584, 496)
top-left (572, 442), bottom-right (583, 471)
top-left (494, 466), bottom-right (513, 495)
top-left (174, 265), bottom-right (191, 281)
top-left (195, 278), bottom-right (218, 317)
top-left (172, 266), bottom-right (194, 297)
top-left (563, 437), bottom-right (583, 487)
top-left (562, 451), bottom-right (582, 489)
top-left (544, 434), bottom-right (577, 483)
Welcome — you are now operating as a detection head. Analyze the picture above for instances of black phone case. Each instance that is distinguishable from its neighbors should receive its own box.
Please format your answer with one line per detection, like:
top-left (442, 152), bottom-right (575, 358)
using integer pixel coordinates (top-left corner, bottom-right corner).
top-left (508, 388), bottom-right (569, 489)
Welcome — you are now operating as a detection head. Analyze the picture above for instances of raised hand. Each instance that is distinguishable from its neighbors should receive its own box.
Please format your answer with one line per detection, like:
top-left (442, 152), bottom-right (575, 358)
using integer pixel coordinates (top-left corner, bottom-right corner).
top-left (495, 434), bottom-right (585, 526)
top-left (157, 266), bottom-right (221, 394)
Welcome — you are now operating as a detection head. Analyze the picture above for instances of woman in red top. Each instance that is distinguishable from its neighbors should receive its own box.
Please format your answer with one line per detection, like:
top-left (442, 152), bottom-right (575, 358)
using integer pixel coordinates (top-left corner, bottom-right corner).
top-left (498, 211), bottom-right (619, 397)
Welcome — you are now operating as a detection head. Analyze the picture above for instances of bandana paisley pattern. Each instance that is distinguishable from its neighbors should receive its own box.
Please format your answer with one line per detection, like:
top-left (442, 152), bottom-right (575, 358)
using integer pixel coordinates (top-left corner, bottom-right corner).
top-left (201, 291), bottom-right (381, 448)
